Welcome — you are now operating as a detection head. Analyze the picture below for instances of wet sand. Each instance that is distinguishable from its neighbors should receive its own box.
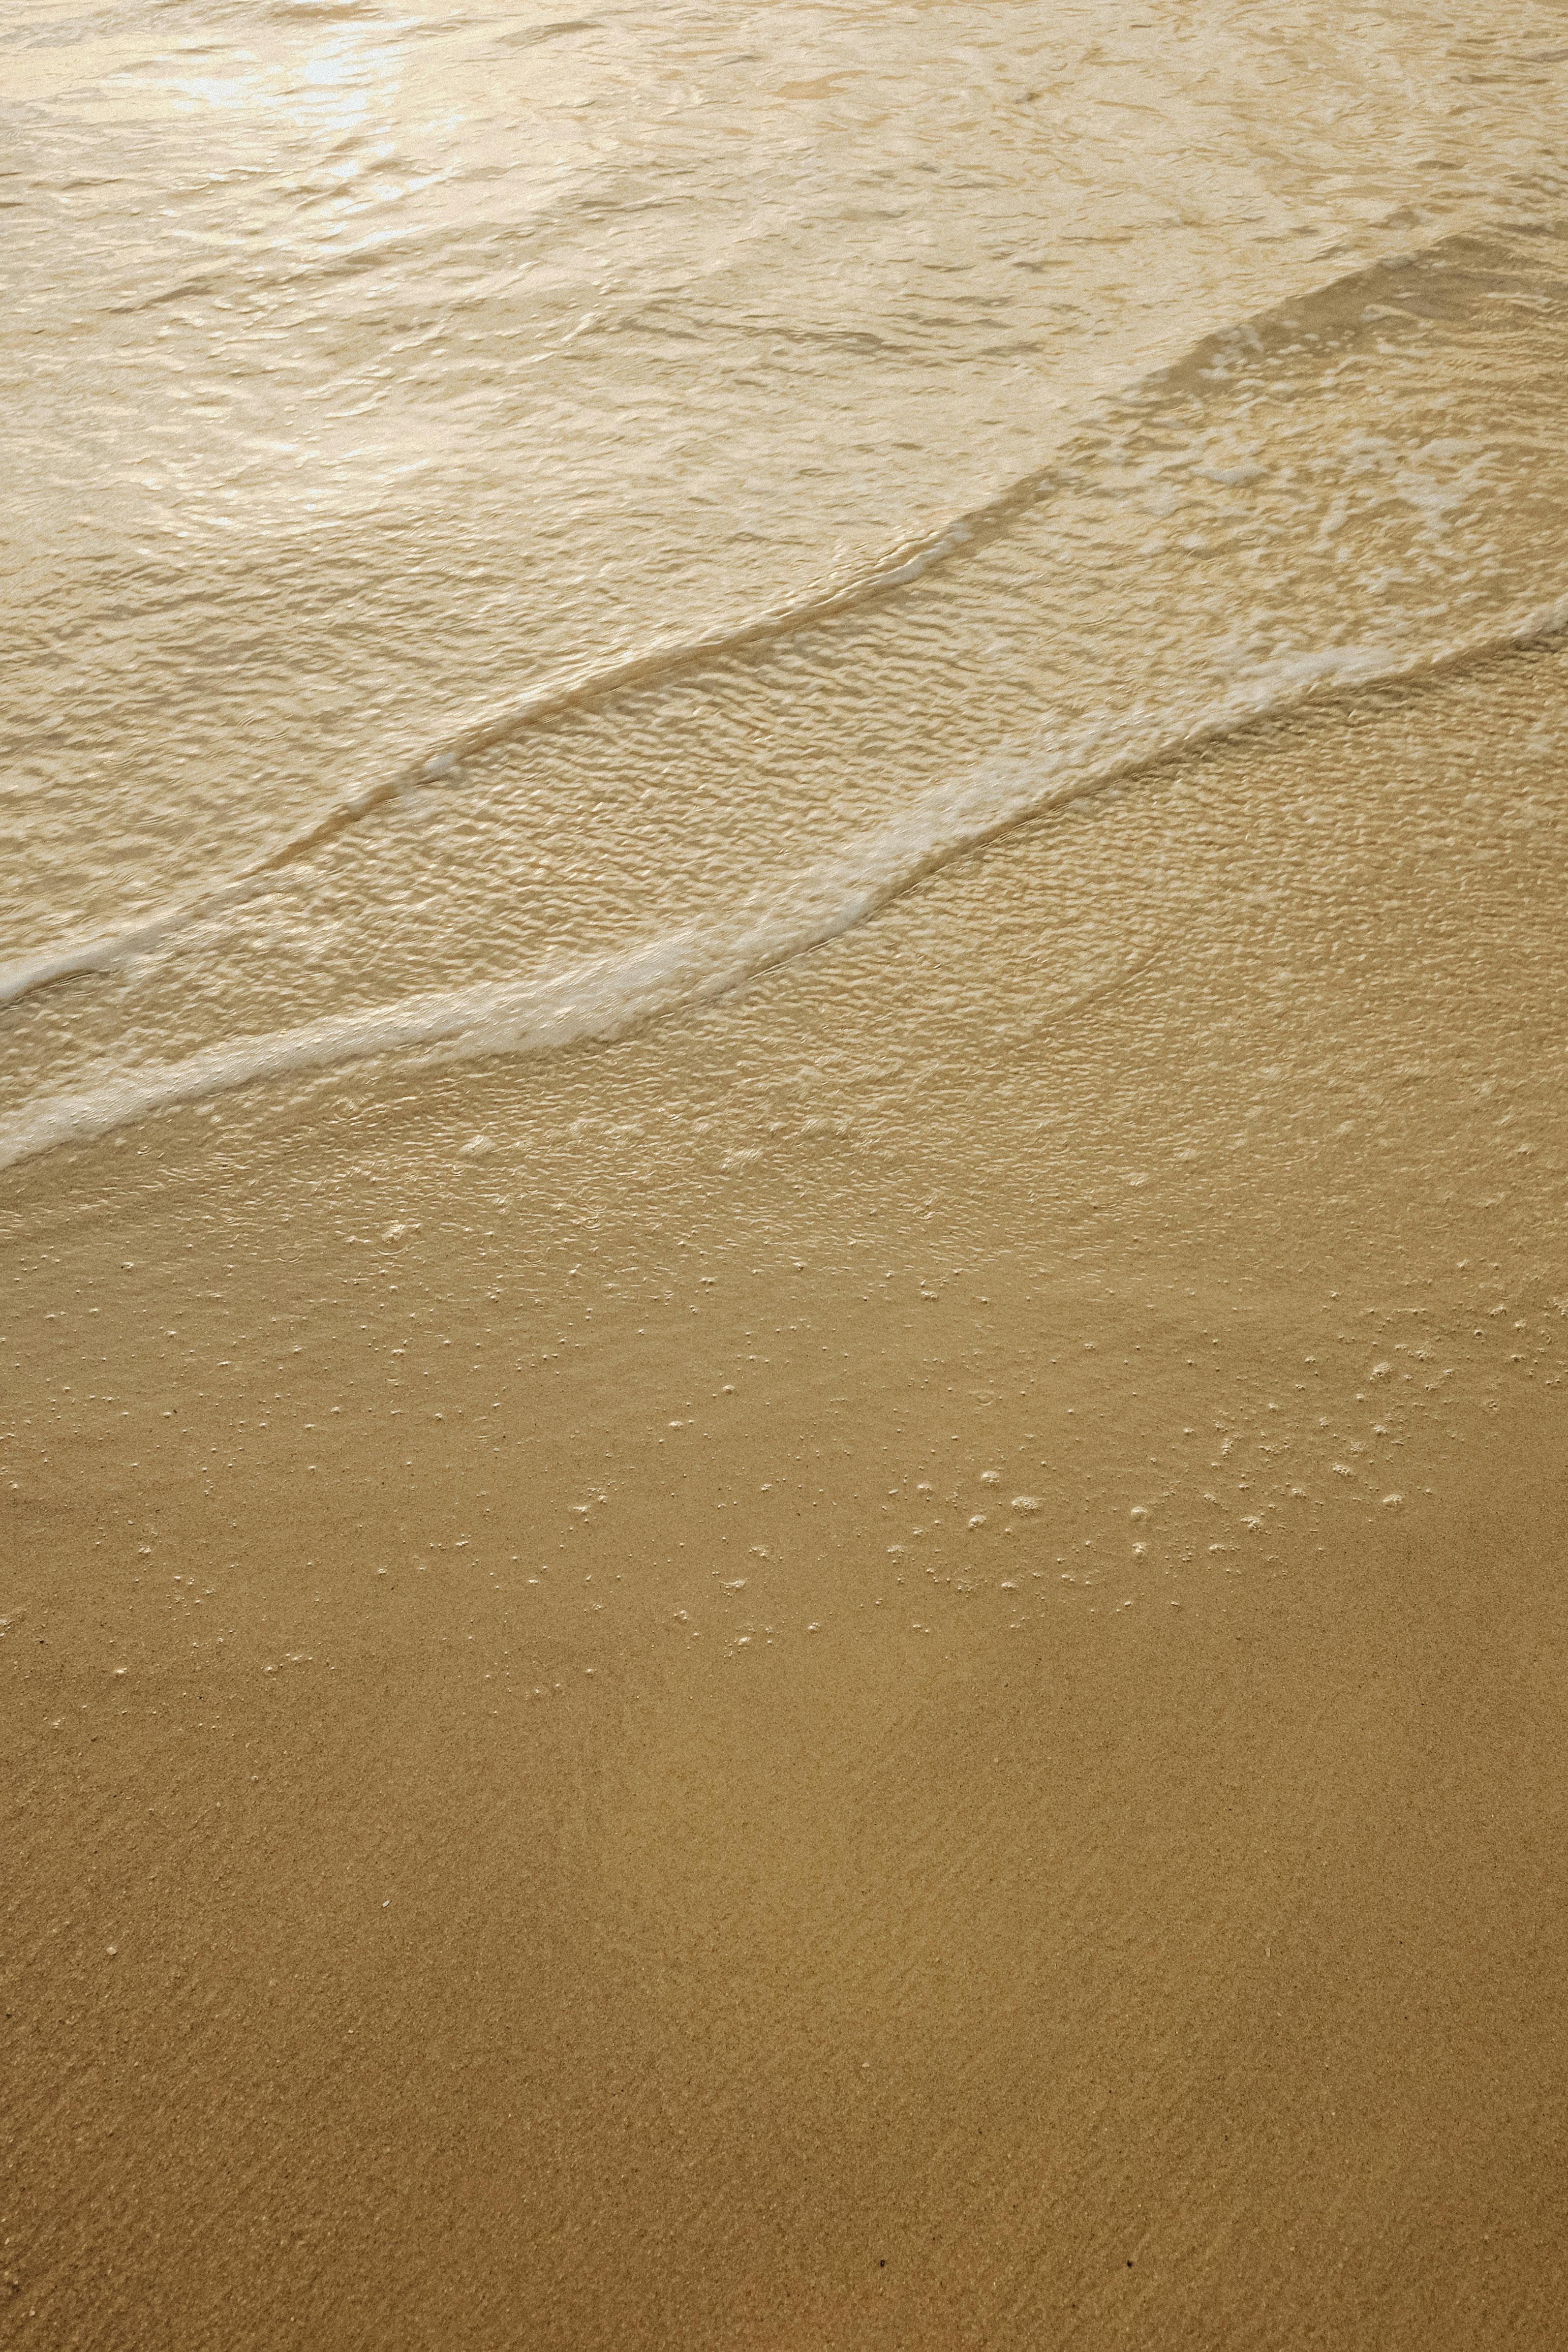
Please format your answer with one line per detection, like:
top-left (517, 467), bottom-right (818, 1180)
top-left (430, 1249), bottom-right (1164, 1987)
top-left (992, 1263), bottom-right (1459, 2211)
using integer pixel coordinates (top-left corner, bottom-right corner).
top-left (6, 638), bottom-right (1568, 2347)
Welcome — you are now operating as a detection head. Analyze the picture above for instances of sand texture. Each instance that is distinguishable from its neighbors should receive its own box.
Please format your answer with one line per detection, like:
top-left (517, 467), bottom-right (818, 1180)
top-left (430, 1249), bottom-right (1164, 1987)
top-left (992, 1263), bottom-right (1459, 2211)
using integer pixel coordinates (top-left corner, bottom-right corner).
top-left (5, 638), bottom-right (1568, 2346)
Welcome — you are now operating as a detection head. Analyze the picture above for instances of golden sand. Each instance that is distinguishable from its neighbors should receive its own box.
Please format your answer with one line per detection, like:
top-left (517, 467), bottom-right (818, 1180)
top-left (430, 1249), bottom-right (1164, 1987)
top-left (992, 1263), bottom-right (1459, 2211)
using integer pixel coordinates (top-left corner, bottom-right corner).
top-left (6, 640), bottom-right (1567, 2345)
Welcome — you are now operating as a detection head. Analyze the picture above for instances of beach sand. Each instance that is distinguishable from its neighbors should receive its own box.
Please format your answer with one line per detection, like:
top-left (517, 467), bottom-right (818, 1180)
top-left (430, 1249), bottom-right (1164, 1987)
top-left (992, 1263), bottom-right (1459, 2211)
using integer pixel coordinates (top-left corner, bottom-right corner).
top-left (6, 636), bottom-right (1567, 2346)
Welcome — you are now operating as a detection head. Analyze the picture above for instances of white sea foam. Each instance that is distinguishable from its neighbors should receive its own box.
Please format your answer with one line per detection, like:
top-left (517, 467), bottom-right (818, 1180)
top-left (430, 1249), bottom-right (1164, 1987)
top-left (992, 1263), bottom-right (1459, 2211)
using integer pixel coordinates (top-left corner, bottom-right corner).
top-left (4, 595), bottom-right (1564, 1176)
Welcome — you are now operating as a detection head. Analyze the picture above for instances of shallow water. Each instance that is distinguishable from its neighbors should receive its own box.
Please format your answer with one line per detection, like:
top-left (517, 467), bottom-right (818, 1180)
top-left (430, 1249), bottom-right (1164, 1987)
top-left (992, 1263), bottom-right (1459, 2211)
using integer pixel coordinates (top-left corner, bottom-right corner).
top-left (4, 0), bottom-right (1567, 1165)
top-left (9, 32), bottom-right (1568, 2337)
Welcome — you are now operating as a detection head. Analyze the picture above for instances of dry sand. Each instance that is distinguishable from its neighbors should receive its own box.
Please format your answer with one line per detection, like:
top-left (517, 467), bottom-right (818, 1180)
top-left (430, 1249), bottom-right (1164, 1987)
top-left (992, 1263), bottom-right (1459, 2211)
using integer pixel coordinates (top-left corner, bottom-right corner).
top-left (5, 638), bottom-right (1567, 2347)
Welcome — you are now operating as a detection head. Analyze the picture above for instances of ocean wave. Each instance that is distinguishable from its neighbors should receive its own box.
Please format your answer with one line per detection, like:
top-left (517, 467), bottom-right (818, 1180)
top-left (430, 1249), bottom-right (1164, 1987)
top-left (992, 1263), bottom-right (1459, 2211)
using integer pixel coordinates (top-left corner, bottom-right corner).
top-left (3, 589), bottom-right (1564, 1176)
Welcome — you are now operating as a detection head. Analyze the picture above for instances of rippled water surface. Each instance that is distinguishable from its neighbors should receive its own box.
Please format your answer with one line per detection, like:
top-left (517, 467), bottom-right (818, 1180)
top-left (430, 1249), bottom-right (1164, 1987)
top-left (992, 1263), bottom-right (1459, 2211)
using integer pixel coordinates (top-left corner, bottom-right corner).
top-left (4, 0), bottom-right (1566, 1164)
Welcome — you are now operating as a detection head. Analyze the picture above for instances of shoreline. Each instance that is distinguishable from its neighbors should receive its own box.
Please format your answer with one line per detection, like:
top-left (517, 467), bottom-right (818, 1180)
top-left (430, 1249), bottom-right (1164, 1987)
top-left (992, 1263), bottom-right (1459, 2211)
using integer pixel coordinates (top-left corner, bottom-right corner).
top-left (6, 630), bottom-right (1567, 2347)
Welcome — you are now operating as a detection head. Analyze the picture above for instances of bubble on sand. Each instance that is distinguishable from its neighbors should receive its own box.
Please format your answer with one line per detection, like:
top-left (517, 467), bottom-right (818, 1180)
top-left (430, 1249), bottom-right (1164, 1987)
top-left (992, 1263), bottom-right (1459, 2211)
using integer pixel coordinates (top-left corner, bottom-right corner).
top-left (1011, 1495), bottom-right (1040, 1514)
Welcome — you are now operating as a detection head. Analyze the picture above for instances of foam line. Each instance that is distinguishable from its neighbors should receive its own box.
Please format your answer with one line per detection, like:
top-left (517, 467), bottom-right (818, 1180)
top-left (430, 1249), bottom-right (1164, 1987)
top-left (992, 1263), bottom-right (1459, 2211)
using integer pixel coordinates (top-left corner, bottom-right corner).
top-left (4, 589), bottom-right (1564, 1175)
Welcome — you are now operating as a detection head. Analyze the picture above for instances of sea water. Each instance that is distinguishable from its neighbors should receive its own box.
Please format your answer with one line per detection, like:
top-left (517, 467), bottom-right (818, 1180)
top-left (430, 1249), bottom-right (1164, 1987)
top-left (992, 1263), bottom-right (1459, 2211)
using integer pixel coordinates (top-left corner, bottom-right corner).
top-left (4, 0), bottom-right (1567, 1168)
